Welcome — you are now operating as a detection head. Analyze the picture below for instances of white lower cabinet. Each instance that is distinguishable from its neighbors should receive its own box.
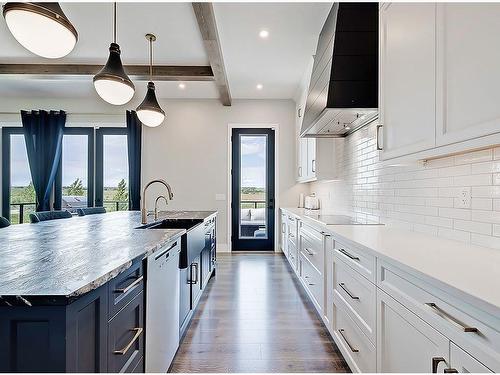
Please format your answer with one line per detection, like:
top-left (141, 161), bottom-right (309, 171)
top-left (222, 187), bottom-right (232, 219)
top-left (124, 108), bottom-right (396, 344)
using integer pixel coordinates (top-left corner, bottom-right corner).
top-left (377, 289), bottom-right (450, 373)
top-left (449, 343), bottom-right (493, 374)
top-left (333, 299), bottom-right (376, 373)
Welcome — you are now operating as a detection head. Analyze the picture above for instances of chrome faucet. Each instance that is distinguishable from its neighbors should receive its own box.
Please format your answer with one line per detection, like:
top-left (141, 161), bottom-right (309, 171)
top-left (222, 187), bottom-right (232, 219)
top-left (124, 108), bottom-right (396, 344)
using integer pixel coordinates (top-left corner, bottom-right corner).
top-left (141, 179), bottom-right (174, 224)
top-left (154, 195), bottom-right (168, 221)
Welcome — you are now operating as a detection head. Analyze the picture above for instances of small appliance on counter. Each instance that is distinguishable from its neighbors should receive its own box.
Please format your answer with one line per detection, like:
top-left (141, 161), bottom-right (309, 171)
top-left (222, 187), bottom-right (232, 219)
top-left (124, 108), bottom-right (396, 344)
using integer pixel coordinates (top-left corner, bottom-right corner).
top-left (304, 194), bottom-right (320, 210)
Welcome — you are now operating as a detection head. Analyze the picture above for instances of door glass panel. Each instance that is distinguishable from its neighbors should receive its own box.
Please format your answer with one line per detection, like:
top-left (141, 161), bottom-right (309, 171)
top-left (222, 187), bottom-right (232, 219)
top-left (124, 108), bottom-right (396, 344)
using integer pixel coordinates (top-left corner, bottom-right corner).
top-left (9, 134), bottom-right (35, 224)
top-left (239, 135), bottom-right (267, 239)
top-left (61, 135), bottom-right (88, 213)
top-left (103, 135), bottom-right (129, 211)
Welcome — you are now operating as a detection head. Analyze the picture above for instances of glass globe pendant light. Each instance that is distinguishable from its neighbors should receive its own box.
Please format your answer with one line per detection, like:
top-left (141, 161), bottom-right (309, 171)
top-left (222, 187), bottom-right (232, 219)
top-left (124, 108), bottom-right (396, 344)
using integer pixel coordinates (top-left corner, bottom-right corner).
top-left (136, 34), bottom-right (165, 128)
top-left (3, 2), bottom-right (78, 58)
top-left (93, 2), bottom-right (135, 106)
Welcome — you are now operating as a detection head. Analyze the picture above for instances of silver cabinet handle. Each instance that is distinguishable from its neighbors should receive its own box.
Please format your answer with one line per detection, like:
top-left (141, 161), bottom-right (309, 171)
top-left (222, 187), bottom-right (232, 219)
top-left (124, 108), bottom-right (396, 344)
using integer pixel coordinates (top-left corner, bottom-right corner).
top-left (376, 124), bottom-right (383, 150)
top-left (282, 223), bottom-right (286, 233)
top-left (320, 231), bottom-right (331, 237)
top-left (114, 276), bottom-right (143, 294)
top-left (298, 166), bottom-right (302, 177)
top-left (298, 107), bottom-right (302, 118)
top-left (444, 369), bottom-right (458, 373)
top-left (338, 329), bottom-right (359, 353)
top-left (312, 159), bottom-right (316, 173)
top-left (304, 248), bottom-right (315, 256)
top-left (193, 263), bottom-right (199, 284)
top-left (338, 248), bottom-right (360, 261)
top-left (432, 357), bottom-right (446, 373)
top-left (425, 303), bottom-right (478, 333)
top-left (339, 283), bottom-right (359, 300)
top-left (308, 283), bottom-right (316, 286)
top-left (113, 328), bottom-right (143, 355)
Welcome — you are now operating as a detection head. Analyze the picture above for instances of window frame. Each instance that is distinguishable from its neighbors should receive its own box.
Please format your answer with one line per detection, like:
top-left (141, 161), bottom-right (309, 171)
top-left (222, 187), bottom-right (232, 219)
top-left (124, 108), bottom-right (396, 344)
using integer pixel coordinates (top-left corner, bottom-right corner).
top-left (95, 127), bottom-right (129, 210)
top-left (2, 127), bottom-right (27, 221)
top-left (54, 127), bottom-right (95, 210)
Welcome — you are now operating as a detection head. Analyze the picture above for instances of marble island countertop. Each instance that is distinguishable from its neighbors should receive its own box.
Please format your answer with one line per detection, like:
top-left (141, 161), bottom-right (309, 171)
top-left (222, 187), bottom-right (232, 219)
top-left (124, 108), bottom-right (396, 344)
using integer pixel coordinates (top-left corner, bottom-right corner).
top-left (281, 207), bottom-right (500, 315)
top-left (0, 210), bottom-right (215, 305)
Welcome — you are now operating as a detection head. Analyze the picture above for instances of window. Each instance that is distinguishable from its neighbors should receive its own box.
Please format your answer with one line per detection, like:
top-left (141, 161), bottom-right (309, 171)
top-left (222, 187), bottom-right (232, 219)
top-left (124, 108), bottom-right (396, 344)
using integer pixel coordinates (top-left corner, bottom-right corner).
top-left (2, 128), bottom-right (36, 223)
top-left (96, 128), bottom-right (129, 212)
top-left (55, 128), bottom-right (94, 213)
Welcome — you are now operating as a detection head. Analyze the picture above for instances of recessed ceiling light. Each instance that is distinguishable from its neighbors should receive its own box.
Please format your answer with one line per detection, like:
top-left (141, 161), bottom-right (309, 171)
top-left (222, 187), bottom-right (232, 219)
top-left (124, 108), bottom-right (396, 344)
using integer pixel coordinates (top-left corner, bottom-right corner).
top-left (256, 84), bottom-right (263, 90)
top-left (178, 83), bottom-right (186, 89)
top-left (259, 29), bottom-right (269, 39)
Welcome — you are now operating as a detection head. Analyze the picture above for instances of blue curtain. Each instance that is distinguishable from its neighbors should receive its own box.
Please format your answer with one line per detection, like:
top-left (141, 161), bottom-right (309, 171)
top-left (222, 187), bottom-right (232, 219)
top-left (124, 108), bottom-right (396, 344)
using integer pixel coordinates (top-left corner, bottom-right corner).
top-left (21, 110), bottom-right (66, 212)
top-left (126, 110), bottom-right (142, 211)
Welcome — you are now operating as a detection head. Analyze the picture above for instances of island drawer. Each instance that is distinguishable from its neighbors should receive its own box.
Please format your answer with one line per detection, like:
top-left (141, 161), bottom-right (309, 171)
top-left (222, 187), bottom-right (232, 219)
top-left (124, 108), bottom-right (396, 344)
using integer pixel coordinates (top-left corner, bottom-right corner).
top-left (108, 260), bottom-right (144, 320)
top-left (333, 241), bottom-right (375, 283)
top-left (333, 255), bottom-right (376, 344)
top-left (108, 291), bottom-right (144, 373)
top-left (300, 232), bottom-right (324, 275)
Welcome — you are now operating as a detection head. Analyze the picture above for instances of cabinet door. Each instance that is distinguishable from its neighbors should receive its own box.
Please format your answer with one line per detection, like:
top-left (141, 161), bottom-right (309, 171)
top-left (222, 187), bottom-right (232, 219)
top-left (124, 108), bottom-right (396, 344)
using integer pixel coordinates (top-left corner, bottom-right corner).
top-left (280, 213), bottom-right (287, 254)
top-left (306, 138), bottom-right (316, 179)
top-left (377, 290), bottom-right (450, 373)
top-left (436, 4), bottom-right (500, 146)
top-left (379, 3), bottom-right (436, 160)
top-left (449, 343), bottom-right (493, 373)
top-left (298, 138), bottom-right (308, 181)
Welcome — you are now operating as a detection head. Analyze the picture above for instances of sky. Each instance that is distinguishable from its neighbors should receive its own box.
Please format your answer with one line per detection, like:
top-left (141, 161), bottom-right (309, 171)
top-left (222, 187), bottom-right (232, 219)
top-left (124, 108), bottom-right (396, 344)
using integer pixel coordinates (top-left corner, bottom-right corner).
top-left (10, 134), bottom-right (128, 188)
top-left (240, 135), bottom-right (267, 188)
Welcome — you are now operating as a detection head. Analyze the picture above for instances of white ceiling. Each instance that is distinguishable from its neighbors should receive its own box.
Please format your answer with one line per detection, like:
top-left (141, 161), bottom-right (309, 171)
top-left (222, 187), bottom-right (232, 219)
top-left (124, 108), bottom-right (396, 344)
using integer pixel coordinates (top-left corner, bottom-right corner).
top-left (0, 2), bottom-right (330, 101)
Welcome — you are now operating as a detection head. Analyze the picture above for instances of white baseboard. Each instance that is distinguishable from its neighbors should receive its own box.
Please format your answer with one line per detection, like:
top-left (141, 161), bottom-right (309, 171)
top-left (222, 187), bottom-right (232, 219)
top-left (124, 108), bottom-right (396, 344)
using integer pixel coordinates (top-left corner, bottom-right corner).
top-left (217, 243), bottom-right (229, 253)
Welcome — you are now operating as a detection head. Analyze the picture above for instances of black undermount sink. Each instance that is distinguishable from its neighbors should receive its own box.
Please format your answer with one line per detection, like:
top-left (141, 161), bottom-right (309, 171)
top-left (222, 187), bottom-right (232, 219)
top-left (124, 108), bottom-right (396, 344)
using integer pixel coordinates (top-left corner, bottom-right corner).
top-left (136, 218), bottom-right (203, 231)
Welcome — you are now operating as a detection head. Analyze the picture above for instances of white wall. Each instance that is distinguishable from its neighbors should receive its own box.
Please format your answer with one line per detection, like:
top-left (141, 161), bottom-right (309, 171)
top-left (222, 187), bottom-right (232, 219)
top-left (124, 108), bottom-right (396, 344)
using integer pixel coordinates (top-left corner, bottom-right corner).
top-left (0, 97), bottom-right (307, 249)
top-left (308, 121), bottom-right (500, 250)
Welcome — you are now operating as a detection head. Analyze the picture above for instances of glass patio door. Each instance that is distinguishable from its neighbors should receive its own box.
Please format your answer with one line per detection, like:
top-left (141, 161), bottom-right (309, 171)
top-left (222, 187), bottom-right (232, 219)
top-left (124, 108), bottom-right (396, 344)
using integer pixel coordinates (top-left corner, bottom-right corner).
top-left (231, 128), bottom-right (275, 251)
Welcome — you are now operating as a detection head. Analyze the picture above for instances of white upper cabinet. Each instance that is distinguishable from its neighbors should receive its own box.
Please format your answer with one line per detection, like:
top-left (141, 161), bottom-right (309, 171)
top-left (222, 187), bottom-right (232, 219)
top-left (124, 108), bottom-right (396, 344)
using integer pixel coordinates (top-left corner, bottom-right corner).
top-left (436, 3), bottom-right (500, 146)
top-left (379, 3), bottom-right (436, 160)
top-left (379, 3), bottom-right (500, 161)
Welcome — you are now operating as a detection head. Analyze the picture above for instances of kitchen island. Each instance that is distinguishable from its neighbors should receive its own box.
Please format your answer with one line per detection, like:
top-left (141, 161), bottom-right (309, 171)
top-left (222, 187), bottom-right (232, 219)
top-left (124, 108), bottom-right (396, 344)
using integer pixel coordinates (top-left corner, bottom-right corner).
top-left (0, 210), bottom-right (217, 373)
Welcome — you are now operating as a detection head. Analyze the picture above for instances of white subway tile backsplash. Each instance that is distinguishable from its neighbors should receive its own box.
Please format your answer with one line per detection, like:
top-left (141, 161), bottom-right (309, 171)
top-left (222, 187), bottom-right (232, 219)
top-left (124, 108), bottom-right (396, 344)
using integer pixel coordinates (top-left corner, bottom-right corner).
top-left (453, 219), bottom-right (492, 235)
top-left (309, 122), bottom-right (500, 250)
top-left (471, 198), bottom-right (493, 210)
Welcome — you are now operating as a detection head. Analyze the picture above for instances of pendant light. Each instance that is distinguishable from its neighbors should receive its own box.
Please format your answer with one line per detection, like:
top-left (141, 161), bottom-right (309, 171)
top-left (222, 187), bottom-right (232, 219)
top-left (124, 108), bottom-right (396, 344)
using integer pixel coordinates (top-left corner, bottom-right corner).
top-left (136, 34), bottom-right (165, 127)
top-left (93, 2), bottom-right (134, 106)
top-left (3, 2), bottom-right (78, 58)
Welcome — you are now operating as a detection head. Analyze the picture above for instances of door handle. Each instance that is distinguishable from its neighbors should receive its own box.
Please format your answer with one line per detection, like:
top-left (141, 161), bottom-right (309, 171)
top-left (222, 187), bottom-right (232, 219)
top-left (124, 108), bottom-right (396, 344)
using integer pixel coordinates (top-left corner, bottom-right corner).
top-left (432, 357), bottom-right (446, 373)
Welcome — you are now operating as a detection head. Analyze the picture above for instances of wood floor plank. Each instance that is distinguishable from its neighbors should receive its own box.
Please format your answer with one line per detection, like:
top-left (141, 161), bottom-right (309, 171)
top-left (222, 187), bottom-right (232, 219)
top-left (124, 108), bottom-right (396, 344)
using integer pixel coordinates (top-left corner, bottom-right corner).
top-left (170, 253), bottom-right (350, 373)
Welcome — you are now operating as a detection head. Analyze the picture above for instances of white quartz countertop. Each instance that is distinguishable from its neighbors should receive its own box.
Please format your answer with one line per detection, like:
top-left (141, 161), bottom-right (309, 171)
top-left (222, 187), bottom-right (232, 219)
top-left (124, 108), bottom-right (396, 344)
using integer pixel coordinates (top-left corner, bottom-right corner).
top-left (281, 207), bottom-right (500, 315)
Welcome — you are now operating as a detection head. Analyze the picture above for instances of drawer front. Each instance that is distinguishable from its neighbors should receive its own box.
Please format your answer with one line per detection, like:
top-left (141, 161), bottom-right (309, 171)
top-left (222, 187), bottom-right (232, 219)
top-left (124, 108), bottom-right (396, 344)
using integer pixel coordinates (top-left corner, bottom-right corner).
top-left (288, 244), bottom-right (298, 270)
top-left (333, 299), bottom-right (376, 373)
top-left (378, 260), bottom-right (500, 371)
top-left (108, 260), bottom-right (144, 320)
top-left (108, 291), bottom-right (144, 373)
top-left (334, 241), bottom-right (375, 283)
top-left (450, 343), bottom-right (493, 373)
top-left (300, 254), bottom-right (324, 312)
top-left (333, 255), bottom-right (377, 344)
top-left (300, 232), bottom-right (324, 275)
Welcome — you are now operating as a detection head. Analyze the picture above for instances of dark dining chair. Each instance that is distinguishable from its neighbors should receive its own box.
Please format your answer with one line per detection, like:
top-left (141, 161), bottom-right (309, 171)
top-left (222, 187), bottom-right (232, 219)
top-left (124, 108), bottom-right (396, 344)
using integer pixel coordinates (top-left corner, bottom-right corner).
top-left (77, 207), bottom-right (106, 216)
top-left (0, 216), bottom-right (10, 228)
top-left (29, 210), bottom-right (72, 223)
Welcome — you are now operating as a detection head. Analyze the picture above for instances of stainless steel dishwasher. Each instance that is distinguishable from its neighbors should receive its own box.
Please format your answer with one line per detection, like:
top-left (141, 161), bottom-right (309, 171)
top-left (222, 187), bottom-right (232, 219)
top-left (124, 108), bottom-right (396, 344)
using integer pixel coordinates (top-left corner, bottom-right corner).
top-left (145, 240), bottom-right (181, 373)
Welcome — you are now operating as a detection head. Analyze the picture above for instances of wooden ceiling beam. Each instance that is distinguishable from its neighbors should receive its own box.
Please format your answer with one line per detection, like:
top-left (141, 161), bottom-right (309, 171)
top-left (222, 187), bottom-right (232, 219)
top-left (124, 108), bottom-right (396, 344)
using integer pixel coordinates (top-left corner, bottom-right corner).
top-left (0, 64), bottom-right (214, 81)
top-left (192, 2), bottom-right (232, 106)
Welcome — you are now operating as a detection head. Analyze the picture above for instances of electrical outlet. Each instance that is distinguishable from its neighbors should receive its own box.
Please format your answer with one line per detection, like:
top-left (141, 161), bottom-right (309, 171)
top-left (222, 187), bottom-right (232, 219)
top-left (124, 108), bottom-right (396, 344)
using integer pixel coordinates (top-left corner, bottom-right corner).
top-left (455, 188), bottom-right (471, 209)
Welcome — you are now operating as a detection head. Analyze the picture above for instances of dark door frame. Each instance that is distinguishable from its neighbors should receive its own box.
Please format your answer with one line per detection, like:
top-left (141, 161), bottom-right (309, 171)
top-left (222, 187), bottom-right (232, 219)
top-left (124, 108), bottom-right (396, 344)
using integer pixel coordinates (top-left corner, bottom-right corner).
top-left (95, 127), bottom-right (128, 209)
top-left (54, 127), bottom-right (95, 210)
top-left (229, 125), bottom-right (278, 252)
top-left (1, 127), bottom-right (24, 221)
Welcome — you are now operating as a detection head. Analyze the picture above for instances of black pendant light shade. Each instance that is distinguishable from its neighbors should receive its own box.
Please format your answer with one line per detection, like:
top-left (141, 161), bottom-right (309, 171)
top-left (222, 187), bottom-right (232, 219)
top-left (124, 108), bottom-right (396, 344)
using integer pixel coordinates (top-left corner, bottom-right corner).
top-left (136, 34), bottom-right (165, 127)
top-left (93, 42), bottom-right (135, 105)
top-left (137, 81), bottom-right (165, 127)
top-left (93, 2), bottom-right (135, 106)
top-left (3, 2), bottom-right (78, 58)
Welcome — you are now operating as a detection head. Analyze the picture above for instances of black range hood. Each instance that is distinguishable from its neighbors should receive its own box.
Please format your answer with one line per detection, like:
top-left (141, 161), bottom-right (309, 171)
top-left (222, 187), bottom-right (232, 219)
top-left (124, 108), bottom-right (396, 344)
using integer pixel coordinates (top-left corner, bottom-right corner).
top-left (300, 3), bottom-right (378, 138)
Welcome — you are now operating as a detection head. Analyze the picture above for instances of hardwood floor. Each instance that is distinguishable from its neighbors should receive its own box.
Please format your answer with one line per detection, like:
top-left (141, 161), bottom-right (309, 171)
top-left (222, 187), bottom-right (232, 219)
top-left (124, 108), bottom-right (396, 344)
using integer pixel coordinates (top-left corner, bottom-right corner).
top-left (170, 253), bottom-right (350, 373)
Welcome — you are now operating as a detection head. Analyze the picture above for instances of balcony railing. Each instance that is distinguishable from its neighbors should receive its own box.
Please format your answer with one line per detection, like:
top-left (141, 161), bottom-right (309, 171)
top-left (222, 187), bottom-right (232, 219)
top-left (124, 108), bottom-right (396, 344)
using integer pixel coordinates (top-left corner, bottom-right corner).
top-left (9, 202), bottom-right (36, 224)
top-left (9, 201), bottom-right (128, 224)
top-left (240, 200), bottom-right (266, 209)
